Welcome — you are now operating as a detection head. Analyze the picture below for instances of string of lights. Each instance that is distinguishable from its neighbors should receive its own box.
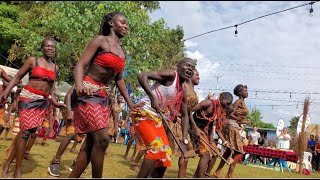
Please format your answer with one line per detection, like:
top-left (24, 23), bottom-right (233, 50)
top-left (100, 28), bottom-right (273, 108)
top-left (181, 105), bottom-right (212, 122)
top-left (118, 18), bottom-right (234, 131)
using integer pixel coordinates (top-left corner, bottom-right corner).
top-left (199, 74), bottom-right (320, 81)
top-left (183, 1), bottom-right (318, 41)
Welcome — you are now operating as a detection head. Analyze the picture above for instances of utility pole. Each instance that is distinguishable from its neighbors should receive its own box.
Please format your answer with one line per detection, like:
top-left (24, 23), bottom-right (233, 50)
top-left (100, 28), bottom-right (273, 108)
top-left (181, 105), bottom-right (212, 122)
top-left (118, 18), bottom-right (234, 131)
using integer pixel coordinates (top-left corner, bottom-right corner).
top-left (213, 75), bottom-right (222, 99)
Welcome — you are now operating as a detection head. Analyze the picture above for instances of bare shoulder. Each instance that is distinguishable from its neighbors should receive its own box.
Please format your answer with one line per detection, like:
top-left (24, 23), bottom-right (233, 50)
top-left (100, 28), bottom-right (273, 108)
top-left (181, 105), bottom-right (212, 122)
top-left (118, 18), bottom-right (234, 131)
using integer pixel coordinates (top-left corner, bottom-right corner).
top-left (25, 57), bottom-right (36, 65)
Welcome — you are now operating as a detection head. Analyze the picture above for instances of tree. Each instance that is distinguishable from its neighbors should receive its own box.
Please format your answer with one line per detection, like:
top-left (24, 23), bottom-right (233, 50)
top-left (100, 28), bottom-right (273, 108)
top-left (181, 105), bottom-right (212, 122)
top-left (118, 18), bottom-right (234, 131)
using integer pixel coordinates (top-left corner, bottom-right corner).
top-left (288, 116), bottom-right (299, 135)
top-left (2, 1), bottom-right (185, 96)
top-left (246, 108), bottom-right (276, 129)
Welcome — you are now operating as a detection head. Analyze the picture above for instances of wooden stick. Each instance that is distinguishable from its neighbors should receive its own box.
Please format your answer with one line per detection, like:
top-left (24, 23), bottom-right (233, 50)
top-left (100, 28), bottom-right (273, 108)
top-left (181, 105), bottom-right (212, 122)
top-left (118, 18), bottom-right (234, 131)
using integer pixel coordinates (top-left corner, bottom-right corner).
top-left (158, 112), bottom-right (195, 158)
top-left (174, 118), bottom-right (230, 165)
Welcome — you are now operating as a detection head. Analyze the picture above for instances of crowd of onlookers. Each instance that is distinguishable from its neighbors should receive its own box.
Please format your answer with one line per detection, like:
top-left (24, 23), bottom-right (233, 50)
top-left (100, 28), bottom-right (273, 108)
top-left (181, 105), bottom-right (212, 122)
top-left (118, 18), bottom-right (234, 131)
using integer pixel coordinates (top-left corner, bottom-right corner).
top-left (307, 134), bottom-right (320, 172)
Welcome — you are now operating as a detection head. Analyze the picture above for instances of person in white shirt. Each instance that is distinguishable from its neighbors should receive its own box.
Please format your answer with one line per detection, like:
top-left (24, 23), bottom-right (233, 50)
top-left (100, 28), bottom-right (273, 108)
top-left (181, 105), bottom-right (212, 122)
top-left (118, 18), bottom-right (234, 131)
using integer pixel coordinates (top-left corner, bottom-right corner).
top-left (276, 127), bottom-right (291, 150)
top-left (250, 126), bottom-right (260, 145)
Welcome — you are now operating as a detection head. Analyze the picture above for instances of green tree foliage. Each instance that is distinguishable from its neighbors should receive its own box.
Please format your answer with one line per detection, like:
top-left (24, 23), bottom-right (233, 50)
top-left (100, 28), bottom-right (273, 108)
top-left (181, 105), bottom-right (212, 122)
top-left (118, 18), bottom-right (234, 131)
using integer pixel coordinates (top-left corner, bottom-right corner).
top-left (1, 1), bottom-right (185, 96)
top-left (246, 108), bottom-right (276, 129)
top-left (288, 116), bottom-right (299, 134)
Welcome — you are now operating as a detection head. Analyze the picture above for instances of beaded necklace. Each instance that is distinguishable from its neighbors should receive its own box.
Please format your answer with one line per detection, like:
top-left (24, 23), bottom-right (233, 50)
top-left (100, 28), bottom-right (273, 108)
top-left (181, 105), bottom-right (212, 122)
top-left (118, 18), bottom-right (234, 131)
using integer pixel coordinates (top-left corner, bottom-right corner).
top-left (154, 71), bottom-right (184, 121)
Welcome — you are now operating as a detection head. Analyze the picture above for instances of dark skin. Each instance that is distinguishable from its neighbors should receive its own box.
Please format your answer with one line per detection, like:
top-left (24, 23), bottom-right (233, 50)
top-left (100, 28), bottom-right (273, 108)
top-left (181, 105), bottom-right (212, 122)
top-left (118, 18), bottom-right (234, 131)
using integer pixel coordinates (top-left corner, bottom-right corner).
top-left (70, 14), bottom-right (143, 178)
top-left (48, 86), bottom-right (76, 173)
top-left (189, 96), bottom-right (232, 178)
top-left (176, 69), bottom-right (200, 178)
top-left (136, 59), bottom-right (195, 178)
top-left (214, 88), bottom-right (250, 178)
top-left (1, 39), bottom-right (64, 178)
top-left (230, 86), bottom-right (251, 126)
top-left (0, 78), bottom-right (14, 140)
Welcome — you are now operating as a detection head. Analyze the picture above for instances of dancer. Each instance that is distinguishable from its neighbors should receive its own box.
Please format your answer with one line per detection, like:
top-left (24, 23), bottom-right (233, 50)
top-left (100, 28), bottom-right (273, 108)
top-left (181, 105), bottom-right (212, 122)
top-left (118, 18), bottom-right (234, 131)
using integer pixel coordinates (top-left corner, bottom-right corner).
top-left (107, 92), bottom-right (118, 144)
top-left (4, 83), bottom-right (23, 158)
top-left (165, 68), bottom-right (200, 178)
top-left (213, 84), bottom-right (250, 178)
top-left (0, 77), bottom-right (14, 140)
top-left (1, 36), bottom-right (64, 178)
top-left (69, 11), bottom-right (143, 178)
top-left (130, 57), bottom-right (196, 178)
top-left (48, 86), bottom-right (84, 177)
top-left (190, 92), bottom-right (233, 178)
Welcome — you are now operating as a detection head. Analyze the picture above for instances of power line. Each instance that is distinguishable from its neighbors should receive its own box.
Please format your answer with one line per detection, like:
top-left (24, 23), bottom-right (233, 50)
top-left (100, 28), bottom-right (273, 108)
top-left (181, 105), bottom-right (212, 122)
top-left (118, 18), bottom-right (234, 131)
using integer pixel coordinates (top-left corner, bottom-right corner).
top-left (183, 1), bottom-right (318, 41)
top-left (199, 62), bottom-right (320, 70)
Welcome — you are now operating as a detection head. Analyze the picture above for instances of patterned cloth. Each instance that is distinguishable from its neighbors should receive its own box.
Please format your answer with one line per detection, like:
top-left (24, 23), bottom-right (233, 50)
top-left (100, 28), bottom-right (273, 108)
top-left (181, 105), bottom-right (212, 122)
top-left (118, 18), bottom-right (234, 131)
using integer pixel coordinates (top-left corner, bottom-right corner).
top-left (131, 107), bottom-right (172, 167)
top-left (18, 85), bottom-right (50, 130)
top-left (135, 127), bottom-right (146, 151)
top-left (221, 119), bottom-right (243, 153)
top-left (165, 118), bottom-right (194, 158)
top-left (107, 115), bottom-right (114, 136)
top-left (72, 76), bottom-right (110, 134)
top-left (12, 117), bottom-right (20, 136)
top-left (42, 119), bottom-right (50, 129)
top-left (197, 128), bottom-right (218, 157)
top-left (243, 145), bottom-right (298, 162)
top-left (2, 111), bottom-right (15, 129)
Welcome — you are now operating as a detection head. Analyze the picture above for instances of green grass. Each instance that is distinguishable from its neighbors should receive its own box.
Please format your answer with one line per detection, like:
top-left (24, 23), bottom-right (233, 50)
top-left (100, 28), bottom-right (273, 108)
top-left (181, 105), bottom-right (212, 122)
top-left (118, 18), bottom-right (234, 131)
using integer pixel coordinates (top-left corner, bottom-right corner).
top-left (0, 134), bottom-right (319, 178)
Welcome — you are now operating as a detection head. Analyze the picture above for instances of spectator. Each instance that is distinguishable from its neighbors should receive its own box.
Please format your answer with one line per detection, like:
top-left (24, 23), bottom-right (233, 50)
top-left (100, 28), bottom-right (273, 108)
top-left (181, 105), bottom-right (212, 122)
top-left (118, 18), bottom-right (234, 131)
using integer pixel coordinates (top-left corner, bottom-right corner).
top-left (250, 126), bottom-right (260, 145)
top-left (308, 134), bottom-right (316, 153)
top-left (276, 127), bottom-right (291, 150)
top-left (258, 135), bottom-right (265, 146)
top-left (314, 135), bottom-right (320, 171)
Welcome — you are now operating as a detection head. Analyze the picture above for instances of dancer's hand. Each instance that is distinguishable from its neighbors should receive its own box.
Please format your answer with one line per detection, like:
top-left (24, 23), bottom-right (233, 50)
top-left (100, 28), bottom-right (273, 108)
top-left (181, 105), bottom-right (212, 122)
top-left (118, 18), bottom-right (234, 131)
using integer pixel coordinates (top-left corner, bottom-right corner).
top-left (76, 84), bottom-right (92, 96)
top-left (128, 101), bottom-right (145, 111)
top-left (151, 98), bottom-right (161, 113)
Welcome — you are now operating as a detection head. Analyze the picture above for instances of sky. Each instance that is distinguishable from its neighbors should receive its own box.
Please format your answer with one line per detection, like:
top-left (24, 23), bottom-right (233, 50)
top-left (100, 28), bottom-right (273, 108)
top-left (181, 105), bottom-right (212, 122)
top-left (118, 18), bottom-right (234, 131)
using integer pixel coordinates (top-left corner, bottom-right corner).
top-left (149, 1), bottom-right (320, 128)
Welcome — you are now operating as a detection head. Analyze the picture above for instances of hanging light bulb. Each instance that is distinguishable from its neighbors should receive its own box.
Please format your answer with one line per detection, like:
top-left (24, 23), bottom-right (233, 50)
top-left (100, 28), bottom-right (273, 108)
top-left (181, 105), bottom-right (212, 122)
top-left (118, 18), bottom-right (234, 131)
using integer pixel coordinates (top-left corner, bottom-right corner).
top-left (272, 106), bottom-right (273, 110)
top-left (296, 104), bottom-right (298, 109)
top-left (255, 91), bottom-right (257, 97)
top-left (234, 25), bottom-right (238, 37)
top-left (290, 92), bottom-right (292, 99)
top-left (309, 2), bottom-right (314, 17)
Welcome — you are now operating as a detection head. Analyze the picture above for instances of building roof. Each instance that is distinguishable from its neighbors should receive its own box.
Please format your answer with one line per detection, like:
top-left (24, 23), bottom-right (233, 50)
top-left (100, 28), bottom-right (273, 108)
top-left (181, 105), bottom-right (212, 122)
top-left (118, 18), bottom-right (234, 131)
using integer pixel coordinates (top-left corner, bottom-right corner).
top-left (245, 126), bottom-right (277, 132)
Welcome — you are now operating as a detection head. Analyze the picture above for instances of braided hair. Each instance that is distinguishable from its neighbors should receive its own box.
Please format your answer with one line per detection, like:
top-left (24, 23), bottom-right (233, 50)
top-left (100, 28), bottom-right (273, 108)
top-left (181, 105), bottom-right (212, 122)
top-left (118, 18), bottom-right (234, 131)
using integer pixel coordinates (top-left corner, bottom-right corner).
top-left (41, 36), bottom-right (61, 48)
top-left (98, 11), bottom-right (124, 36)
top-left (233, 84), bottom-right (247, 97)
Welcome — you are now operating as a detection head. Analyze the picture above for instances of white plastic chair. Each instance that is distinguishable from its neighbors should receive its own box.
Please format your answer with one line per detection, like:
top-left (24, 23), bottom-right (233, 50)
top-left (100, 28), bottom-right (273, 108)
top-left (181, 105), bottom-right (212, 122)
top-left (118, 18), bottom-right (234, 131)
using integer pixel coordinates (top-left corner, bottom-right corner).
top-left (302, 152), bottom-right (313, 170)
top-left (291, 152), bottom-right (313, 170)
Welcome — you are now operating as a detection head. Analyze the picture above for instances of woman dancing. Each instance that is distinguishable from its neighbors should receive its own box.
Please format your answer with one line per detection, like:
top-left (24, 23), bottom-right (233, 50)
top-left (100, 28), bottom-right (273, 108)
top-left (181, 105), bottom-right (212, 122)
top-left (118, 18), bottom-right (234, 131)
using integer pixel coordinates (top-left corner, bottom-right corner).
top-left (1, 36), bottom-right (64, 178)
top-left (69, 11), bottom-right (143, 178)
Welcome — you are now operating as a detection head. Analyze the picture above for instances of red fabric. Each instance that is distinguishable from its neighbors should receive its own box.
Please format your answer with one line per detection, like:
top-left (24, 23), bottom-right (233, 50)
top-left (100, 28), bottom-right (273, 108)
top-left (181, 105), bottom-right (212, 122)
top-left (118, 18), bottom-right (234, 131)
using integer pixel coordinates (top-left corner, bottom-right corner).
top-left (135, 119), bottom-right (171, 167)
top-left (37, 120), bottom-right (59, 139)
top-left (24, 85), bottom-right (49, 97)
top-left (29, 66), bottom-right (56, 82)
top-left (93, 52), bottom-right (125, 74)
top-left (243, 145), bottom-right (298, 163)
top-left (129, 125), bottom-right (135, 136)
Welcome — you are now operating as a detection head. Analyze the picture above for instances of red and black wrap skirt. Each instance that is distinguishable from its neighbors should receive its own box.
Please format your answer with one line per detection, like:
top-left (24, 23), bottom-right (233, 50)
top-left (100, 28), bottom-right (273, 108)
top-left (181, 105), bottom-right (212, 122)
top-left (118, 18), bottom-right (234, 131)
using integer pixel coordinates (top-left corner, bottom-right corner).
top-left (72, 76), bottom-right (110, 134)
top-left (18, 85), bottom-right (50, 131)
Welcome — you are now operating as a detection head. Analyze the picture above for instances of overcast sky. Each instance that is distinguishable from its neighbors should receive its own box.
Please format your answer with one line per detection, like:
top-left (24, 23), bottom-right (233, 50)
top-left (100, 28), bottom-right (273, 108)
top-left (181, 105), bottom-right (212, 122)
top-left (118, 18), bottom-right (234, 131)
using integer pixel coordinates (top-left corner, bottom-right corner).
top-left (149, 1), bottom-right (320, 127)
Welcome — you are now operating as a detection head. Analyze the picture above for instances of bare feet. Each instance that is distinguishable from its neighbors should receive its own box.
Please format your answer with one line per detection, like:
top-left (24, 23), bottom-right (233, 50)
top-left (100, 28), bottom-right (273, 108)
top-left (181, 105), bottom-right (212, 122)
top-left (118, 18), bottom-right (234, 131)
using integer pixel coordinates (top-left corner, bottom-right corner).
top-left (70, 148), bottom-right (79, 154)
top-left (212, 172), bottom-right (221, 178)
top-left (24, 152), bottom-right (34, 161)
top-left (130, 156), bottom-right (135, 162)
top-left (130, 162), bottom-right (140, 173)
top-left (123, 155), bottom-right (130, 161)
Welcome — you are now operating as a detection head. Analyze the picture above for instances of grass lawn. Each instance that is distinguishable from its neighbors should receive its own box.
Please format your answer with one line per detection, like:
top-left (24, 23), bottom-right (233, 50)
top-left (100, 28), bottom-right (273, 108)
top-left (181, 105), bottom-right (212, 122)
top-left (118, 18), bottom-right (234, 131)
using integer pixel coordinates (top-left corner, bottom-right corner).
top-left (0, 135), bottom-right (319, 178)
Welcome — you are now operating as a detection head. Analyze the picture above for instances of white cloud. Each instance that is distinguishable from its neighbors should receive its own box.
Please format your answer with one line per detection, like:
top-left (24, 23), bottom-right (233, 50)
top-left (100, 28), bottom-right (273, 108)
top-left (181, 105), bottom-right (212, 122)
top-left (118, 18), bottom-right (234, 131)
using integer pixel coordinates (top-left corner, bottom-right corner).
top-left (184, 41), bottom-right (198, 48)
top-left (150, 1), bottom-right (320, 127)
